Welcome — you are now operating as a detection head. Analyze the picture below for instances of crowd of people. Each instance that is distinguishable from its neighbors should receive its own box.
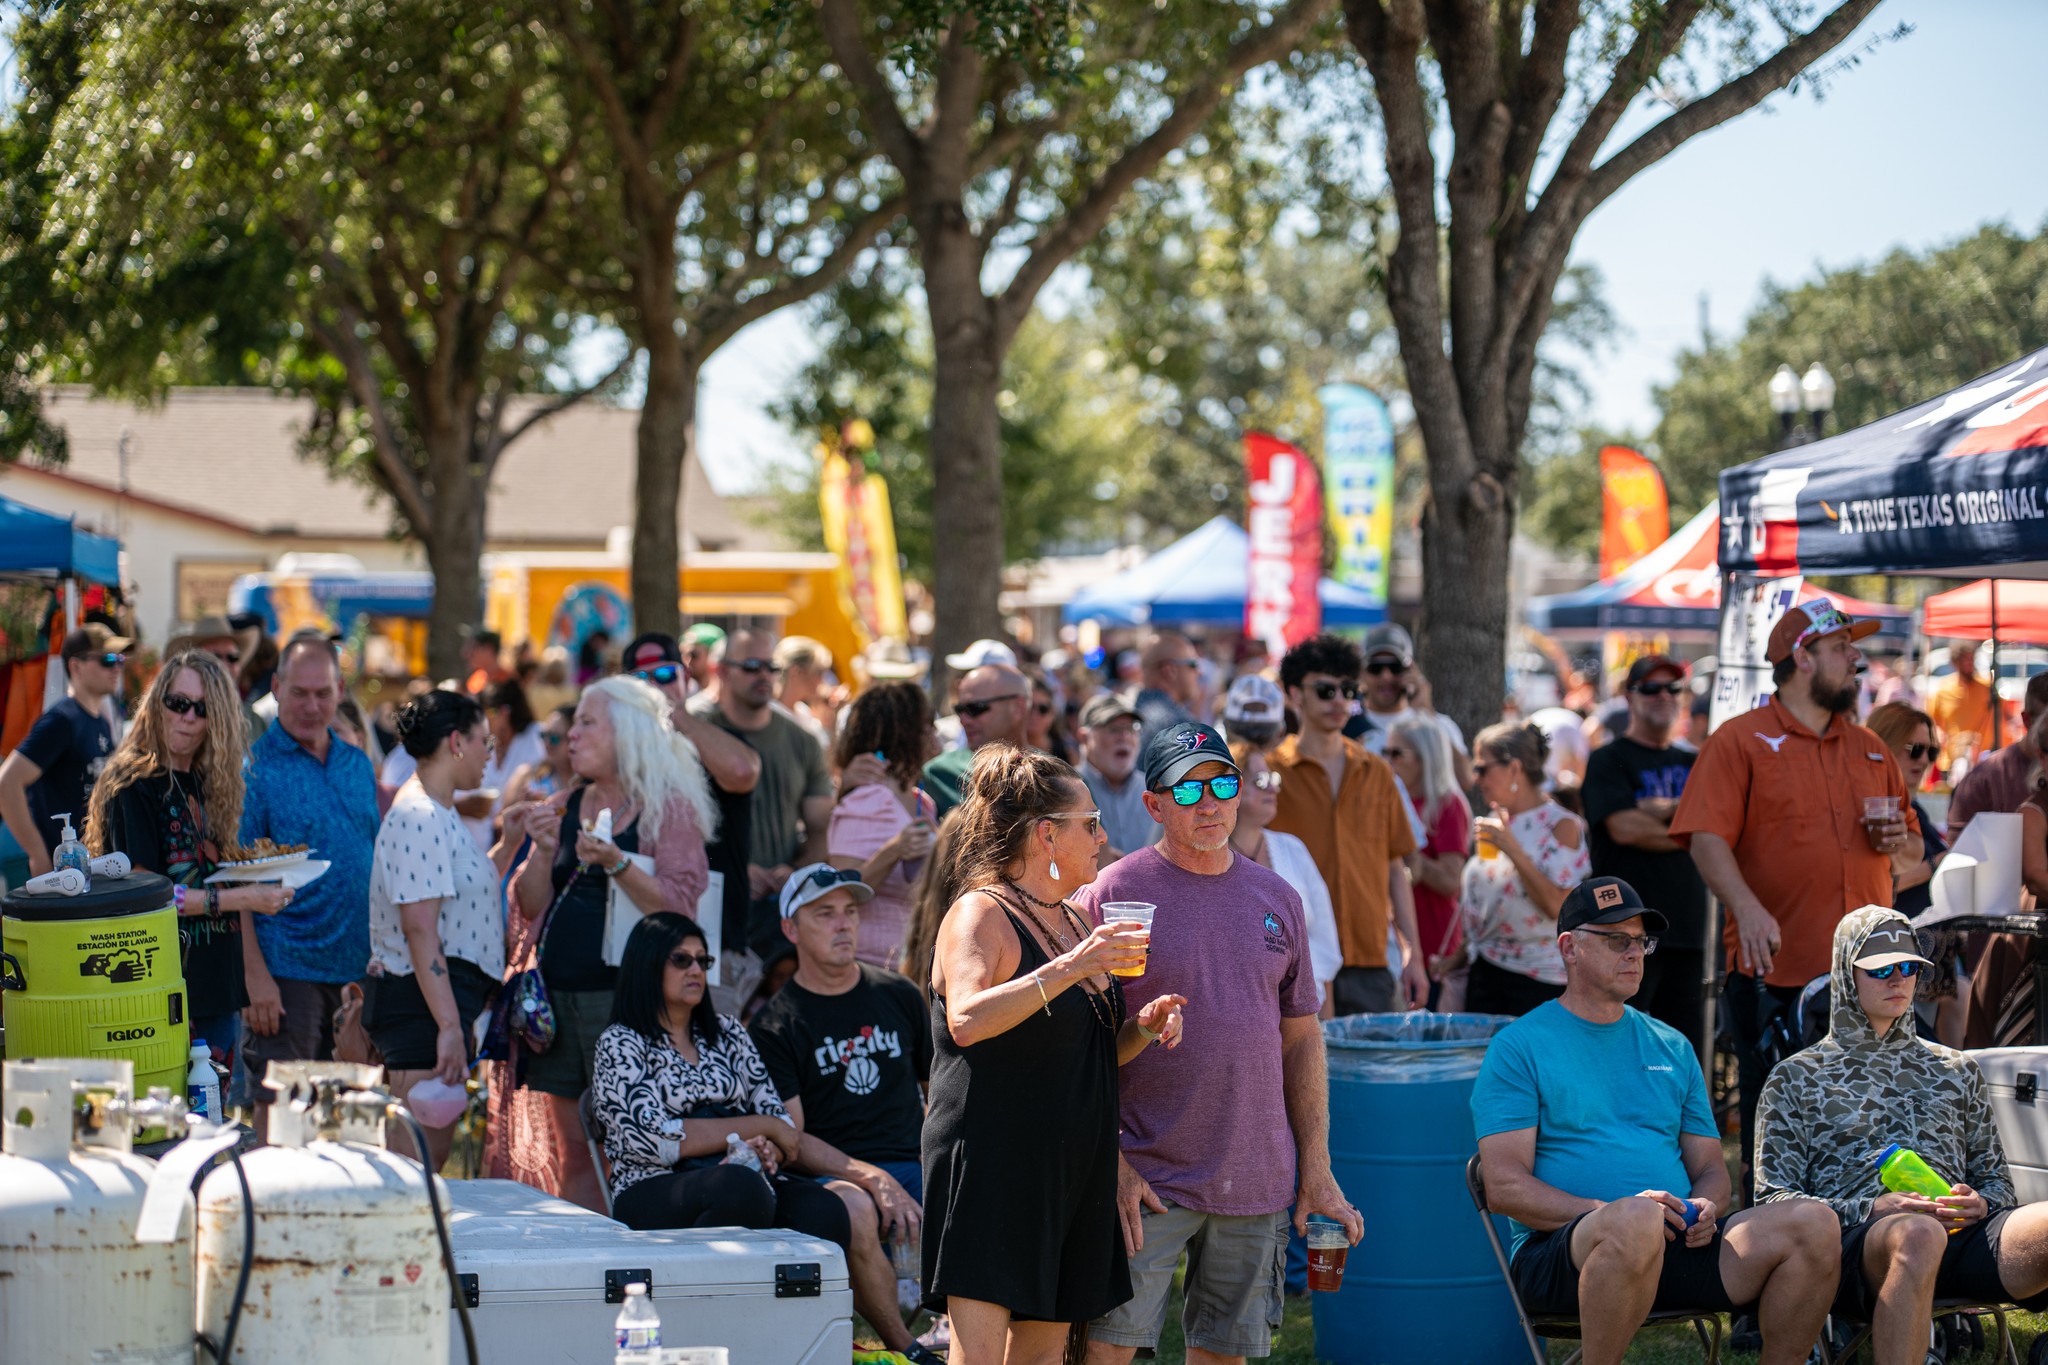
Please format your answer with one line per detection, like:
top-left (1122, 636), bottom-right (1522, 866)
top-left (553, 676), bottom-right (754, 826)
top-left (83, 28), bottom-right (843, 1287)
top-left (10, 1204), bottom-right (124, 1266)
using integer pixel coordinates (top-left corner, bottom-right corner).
top-left (10, 594), bottom-right (2048, 1364)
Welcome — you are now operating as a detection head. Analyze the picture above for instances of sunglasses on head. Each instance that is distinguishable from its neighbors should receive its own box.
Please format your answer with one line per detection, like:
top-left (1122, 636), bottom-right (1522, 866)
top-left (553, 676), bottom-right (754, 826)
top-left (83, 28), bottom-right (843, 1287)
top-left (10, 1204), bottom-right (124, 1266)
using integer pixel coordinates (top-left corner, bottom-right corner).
top-left (634, 664), bottom-right (681, 686)
top-left (668, 950), bottom-right (717, 971)
top-left (1630, 681), bottom-right (1683, 697)
top-left (1163, 774), bottom-right (1241, 805)
top-left (162, 693), bottom-right (208, 720)
top-left (728, 658), bottom-right (781, 676)
top-left (797, 866), bottom-right (865, 897)
top-left (1363, 660), bottom-right (1405, 676)
top-left (957, 693), bottom-right (1025, 719)
top-left (1901, 742), bottom-right (1937, 761)
top-left (1310, 680), bottom-right (1359, 702)
top-left (1864, 961), bottom-right (1924, 980)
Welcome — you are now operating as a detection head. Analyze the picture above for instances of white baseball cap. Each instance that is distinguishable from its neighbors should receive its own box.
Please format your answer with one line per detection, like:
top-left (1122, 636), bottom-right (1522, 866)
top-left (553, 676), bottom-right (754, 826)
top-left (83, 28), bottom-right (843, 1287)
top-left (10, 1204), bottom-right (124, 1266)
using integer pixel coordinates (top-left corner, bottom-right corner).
top-left (779, 863), bottom-right (875, 919)
top-left (944, 637), bottom-right (1019, 671)
top-left (1224, 674), bottom-right (1286, 723)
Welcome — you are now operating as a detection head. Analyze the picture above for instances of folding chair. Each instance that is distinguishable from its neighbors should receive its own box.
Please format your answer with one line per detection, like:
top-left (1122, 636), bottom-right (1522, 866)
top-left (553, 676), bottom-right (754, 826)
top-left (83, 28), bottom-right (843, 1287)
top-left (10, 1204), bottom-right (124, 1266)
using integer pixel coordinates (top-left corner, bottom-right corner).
top-left (1817, 1300), bottom-right (2019, 1365)
top-left (576, 1087), bottom-right (612, 1213)
top-left (1465, 1154), bottom-right (1723, 1365)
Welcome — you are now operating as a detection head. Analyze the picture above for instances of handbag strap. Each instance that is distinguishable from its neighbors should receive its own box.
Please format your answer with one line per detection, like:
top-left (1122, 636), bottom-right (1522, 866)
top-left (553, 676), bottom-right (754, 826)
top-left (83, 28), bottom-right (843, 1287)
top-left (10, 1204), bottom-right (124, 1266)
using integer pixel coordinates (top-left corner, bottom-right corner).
top-left (530, 863), bottom-right (585, 968)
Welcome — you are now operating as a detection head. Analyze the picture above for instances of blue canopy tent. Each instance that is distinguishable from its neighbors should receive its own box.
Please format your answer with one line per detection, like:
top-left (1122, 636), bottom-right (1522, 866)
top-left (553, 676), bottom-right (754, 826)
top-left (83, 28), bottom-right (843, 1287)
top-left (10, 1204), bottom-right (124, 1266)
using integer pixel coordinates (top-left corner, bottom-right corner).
top-left (0, 495), bottom-right (120, 585)
top-left (1062, 515), bottom-right (1387, 627)
top-left (229, 570), bottom-right (435, 636)
top-left (1719, 345), bottom-right (2048, 580)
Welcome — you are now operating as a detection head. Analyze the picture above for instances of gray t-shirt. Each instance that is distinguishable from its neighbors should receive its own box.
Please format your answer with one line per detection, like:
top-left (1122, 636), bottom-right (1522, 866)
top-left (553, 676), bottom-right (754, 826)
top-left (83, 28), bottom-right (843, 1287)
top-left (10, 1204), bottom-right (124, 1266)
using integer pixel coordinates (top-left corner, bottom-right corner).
top-left (686, 697), bottom-right (833, 868)
top-left (1080, 760), bottom-right (1162, 858)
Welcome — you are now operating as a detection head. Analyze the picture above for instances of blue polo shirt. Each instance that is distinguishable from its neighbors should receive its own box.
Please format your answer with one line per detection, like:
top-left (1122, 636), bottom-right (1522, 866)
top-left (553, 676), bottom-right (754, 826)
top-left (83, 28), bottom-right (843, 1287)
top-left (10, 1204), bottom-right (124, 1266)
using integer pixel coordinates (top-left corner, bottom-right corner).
top-left (239, 724), bottom-right (379, 984)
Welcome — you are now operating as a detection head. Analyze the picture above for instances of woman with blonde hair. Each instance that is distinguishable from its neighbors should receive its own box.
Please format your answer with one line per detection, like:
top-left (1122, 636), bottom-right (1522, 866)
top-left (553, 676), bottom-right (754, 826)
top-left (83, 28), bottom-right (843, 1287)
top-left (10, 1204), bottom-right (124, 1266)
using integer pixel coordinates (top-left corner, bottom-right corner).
top-left (511, 674), bottom-right (713, 1211)
top-left (87, 650), bottom-right (291, 1080)
top-left (921, 743), bottom-right (1184, 1365)
top-left (1383, 717), bottom-right (1472, 1008)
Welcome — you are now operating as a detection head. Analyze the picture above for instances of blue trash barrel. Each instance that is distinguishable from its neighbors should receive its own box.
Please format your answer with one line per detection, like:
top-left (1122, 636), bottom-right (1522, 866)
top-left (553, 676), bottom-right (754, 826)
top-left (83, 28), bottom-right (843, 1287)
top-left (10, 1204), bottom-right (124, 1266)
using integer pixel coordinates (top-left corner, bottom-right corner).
top-left (1313, 1013), bottom-right (1522, 1365)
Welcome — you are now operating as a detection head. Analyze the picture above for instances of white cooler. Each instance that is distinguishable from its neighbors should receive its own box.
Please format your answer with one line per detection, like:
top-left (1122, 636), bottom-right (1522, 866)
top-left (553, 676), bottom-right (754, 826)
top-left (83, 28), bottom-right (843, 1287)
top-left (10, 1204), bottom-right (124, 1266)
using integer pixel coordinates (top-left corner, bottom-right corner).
top-left (1971, 1047), bottom-right (2048, 1204)
top-left (445, 1179), bottom-right (852, 1365)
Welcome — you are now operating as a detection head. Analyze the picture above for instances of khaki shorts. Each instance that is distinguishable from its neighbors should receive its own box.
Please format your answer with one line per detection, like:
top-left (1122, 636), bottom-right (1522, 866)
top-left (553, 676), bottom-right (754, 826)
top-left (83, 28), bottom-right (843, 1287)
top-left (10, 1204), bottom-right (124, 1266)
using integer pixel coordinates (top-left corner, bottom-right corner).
top-left (519, 988), bottom-right (614, 1098)
top-left (1088, 1200), bottom-right (1288, 1358)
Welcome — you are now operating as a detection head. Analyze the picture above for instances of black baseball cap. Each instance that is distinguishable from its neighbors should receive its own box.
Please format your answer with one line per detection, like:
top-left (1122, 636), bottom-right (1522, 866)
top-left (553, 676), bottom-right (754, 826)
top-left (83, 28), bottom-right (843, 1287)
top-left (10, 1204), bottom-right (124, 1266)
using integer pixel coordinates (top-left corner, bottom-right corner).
top-left (624, 632), bottom-right (683, 670)
top-left (1142, 721), bottom-right (1239, 790)
top-left (1625, 654), bottom-right (1686, 689)
top-left (1557, 876), bottom-right (1668, 935)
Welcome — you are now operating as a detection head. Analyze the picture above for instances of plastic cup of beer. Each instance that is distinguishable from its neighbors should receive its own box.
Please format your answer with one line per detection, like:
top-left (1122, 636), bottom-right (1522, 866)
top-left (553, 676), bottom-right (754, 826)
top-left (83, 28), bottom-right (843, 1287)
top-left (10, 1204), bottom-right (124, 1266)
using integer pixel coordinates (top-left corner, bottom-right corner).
top-left (1306, 1218), bottom-right (1350, 1292)
top-left (1475, 827), bottom-right (1500, 860)
top-left (1102, 902), bottom-right (1155, 977)
top-left (1864, 795), bottom-right (1901, 847)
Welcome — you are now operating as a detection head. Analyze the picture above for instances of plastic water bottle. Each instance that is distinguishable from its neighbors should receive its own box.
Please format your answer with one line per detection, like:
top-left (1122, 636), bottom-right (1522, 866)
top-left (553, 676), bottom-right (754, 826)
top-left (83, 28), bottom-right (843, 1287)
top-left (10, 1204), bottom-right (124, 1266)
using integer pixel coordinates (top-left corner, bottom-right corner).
top-left (186, 1040), bottom-right (220, 1125)
top-left (1876, 1143), bottom-right (1954, 1198)
top-left (723, 1132), bottom-right (763, 1173)
top-left (614, 1281), bottom-right (660, 1362)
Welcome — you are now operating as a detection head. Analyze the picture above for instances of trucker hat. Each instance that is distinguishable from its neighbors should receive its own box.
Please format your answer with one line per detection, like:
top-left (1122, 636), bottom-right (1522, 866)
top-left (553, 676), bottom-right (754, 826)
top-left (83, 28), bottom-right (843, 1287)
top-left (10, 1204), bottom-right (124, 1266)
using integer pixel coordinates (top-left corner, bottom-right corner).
top-left (1362, 623), bottom-right (1415, 666)
top-left (1765, 599), bottom-right (1881, 665)
top-left (1851, 919), bottom-right (1935, 971)
top-left (1078, 693), bottom-right (1141, 731)
top-left (779, 863), bottom-right (875, 919)
top-left (624, 632), bottom-right (682, 669)
top-left (1224, 673), bottom-right (1286, 724)
top-left (1141, 721), bottom-right (1239, 791)
top-left (61, 622), bottom-right (134, 660)
top-left (1557, 876), bottom-right (1669, 935)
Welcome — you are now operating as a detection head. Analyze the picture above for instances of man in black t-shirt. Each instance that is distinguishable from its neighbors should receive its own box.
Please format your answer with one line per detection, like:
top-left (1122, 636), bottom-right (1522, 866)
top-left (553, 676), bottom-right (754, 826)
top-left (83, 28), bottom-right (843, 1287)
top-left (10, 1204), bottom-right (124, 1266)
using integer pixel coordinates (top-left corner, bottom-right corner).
top-left (0, 624), bottom-right (126, 876)
top-left (751, 864), bottom-right (937, 1365)
top-left (1582, 654), bottom-right (1711, 1057)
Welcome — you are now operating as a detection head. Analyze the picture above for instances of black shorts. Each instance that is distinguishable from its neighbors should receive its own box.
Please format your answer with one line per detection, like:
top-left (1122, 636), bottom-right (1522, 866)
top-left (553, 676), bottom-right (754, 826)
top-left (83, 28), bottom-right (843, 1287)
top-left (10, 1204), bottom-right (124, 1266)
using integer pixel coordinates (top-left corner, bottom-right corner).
top-left (1837, 1210), bottom-right (2048, 1321)
top-left (363, 958), bottom-right (497, 1070)
top-left (1512, 1209), bottom-right (1744, 1317)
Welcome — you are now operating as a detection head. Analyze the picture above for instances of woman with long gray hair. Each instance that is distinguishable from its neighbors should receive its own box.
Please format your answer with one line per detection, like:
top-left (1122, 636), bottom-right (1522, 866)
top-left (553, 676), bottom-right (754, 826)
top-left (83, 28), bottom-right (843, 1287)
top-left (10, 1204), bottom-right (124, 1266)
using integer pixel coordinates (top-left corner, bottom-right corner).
top-left (1383, 717), bottom-right (1472, 1008)
top-left (512, 674), bottom-right (713, 1210)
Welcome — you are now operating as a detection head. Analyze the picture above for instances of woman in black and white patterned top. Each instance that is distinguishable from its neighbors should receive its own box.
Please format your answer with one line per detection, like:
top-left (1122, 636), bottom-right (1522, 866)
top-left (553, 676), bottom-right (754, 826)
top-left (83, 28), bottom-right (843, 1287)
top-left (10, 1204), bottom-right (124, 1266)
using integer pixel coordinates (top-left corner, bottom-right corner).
top-left (591, 911), bottom-right (851, 1248)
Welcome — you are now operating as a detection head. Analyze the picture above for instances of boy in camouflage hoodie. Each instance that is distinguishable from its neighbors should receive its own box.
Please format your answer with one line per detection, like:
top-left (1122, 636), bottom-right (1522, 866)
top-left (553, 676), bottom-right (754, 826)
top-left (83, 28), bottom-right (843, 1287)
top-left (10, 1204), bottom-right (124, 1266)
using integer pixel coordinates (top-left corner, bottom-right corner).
top-left (1757, 907), bottom-right (2048, 1362)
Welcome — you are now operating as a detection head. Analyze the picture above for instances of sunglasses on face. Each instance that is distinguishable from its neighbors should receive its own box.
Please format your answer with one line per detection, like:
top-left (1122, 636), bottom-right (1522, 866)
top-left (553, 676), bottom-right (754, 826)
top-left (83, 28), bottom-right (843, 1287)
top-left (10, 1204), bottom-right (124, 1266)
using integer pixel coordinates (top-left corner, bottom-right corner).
top-left (1250, 771), bottom-right (1282, 792)
top-left (1363, 660), bottom-right (1405, 677)
top-left (162, 693), bottom-right (208, 720)
top-left (634, 665), bottom-right (681, 686)
top-left (1864, 961), bottom-right (1924, 980)
top-left (1310, 681), bottom-right (1359, 702)
top-left (544, 732), bottom-right (567, 747)
top-left (728, 658), bottom-right (781, 676)
top-left (210, 648), bottom-right (242, 666)
top-left (1630, 681), bottom-right (1683, 697)
top-left (1383, 746), bottom-right (1409, 760)
top-left (1032, 701), bottom-right (1053, 716)
top-left (667, 951), bottom-right (717, 972)
top-left (93, 653), bottom-right (126, 669)
top-left (1900, 742), bottom-right (1937, 762)
top-left (1164, 774), bottom-right (1242, 805)
top-left (1041, 810), bottom-right (1102, 837)
top-left (957, 693), bottom-right (1025, 719)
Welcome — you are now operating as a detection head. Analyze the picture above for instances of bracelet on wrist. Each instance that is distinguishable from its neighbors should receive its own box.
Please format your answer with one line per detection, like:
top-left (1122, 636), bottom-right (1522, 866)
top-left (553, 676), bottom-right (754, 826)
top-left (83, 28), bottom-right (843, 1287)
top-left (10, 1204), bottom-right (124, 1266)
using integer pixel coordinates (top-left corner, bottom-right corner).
top-left (604, 857), bottom-right (630, 877)
top-left (173, 884), bottom-right (186, 913)
top-left (205, 885), bottom-right (221, 914)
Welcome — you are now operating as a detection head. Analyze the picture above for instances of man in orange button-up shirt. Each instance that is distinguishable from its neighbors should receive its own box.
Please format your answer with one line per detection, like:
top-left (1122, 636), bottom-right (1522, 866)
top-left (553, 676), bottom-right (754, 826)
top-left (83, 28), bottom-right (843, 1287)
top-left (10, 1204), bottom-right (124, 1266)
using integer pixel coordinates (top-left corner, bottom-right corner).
top-left (1268, 634), bottom-right (1428, 1015)
top-left (1670, 598), bottom-right (1920, 1183)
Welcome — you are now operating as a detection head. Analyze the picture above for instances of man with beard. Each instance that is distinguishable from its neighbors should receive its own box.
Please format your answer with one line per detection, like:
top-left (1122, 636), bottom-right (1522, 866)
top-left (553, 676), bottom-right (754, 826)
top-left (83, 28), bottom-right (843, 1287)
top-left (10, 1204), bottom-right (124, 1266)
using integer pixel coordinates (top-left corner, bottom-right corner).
top-left (1671, 600), bottom-right (1921, 1190)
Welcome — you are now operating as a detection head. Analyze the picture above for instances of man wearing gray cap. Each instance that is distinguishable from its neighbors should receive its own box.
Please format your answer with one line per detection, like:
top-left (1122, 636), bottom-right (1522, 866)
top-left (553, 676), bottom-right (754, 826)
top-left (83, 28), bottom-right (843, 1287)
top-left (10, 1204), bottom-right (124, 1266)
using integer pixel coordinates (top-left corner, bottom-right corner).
top-left (1346, 624), bottom-right (1469, 778)
top-left (1077, 693), bottom-right (1159, 863)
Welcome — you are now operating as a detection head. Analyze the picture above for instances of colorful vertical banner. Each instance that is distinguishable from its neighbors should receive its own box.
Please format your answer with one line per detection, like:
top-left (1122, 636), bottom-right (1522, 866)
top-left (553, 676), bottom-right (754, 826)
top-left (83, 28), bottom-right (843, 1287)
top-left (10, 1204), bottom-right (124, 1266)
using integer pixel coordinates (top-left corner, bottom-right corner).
top-left (1244, 433), bottom-right (1324, 656)
top-left (1598, 445), bottom-right (1670, 579)
top-left (819, 424), bottom-right (908, 645)
top-left (1317, 383), bottom-right (1395, 610)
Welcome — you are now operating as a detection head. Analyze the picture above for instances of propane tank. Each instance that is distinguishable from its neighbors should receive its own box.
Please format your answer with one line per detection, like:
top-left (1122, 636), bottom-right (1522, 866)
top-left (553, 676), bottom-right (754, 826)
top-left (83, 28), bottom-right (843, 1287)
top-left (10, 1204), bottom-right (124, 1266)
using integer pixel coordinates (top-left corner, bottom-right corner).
top-left (197, 1061), bottom-right (448, 1361)
top-left (0, 1058), bottom-right (194, 1364)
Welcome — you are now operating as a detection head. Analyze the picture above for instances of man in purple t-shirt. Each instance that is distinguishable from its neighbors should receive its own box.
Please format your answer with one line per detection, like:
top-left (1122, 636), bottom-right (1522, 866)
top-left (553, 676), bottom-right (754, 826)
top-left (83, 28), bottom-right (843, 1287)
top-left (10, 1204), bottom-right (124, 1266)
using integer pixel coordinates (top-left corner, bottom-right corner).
top-left (1074, 721), bottom-right (1363, 1364)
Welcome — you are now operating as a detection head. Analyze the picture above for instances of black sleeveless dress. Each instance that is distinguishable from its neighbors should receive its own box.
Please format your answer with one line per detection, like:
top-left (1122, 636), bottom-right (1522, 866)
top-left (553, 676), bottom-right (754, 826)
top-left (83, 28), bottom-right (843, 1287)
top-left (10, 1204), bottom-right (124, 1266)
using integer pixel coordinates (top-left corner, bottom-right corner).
top-left (921, 892), bottom-right (1131, 1323)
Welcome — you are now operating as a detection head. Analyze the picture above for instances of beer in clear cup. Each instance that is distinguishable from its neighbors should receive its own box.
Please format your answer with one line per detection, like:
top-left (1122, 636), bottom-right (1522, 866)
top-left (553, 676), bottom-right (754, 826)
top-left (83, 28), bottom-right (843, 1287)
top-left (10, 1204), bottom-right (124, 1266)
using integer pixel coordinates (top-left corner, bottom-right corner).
top-left (1863, 795), bottom-right (1901, 849)
top-left (1102, 902), bottom-right (1155, 977)
top-left (1306, 1219), bottom-right (1350, 1292)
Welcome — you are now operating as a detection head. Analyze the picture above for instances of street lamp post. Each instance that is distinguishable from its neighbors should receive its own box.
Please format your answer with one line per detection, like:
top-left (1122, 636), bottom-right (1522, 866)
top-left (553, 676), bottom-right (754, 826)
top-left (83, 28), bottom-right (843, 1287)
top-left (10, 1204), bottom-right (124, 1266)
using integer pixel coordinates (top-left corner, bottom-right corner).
top-left (1769, 362), bottom-right (1835, 449)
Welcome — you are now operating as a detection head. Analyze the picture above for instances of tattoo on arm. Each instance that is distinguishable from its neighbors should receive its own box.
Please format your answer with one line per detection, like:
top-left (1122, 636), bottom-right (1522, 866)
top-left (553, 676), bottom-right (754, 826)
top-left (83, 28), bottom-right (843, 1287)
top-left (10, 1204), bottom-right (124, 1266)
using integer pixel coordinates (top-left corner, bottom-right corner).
top-left (429, 959), bottom-right (446, 978)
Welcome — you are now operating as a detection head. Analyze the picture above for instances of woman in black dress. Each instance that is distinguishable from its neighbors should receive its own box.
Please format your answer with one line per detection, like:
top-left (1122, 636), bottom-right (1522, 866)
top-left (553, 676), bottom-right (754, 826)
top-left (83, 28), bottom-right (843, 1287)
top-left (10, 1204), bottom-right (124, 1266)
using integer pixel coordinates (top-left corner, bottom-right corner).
top-left (924, 744), bottom-right (1186, 1365)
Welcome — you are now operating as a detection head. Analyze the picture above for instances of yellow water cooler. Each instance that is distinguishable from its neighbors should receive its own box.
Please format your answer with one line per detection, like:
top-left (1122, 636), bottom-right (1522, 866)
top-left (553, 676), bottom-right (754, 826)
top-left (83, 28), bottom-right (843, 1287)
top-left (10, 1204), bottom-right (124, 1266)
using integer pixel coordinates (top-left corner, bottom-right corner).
top-left (1, 872), bottom-right (188, 1095)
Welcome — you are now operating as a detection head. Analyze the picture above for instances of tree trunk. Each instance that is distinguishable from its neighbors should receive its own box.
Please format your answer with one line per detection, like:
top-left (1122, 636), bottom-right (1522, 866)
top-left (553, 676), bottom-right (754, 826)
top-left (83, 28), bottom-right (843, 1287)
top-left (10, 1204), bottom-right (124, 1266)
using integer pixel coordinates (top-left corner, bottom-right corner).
top-left (1418, 452), bottom-right (1514, 746)
top-left (424, 441), bottom-right (486, 683)
top-left (922, 224), bottom-right (1006, 695)
top-left (633, 317), bottom-right (693, 641)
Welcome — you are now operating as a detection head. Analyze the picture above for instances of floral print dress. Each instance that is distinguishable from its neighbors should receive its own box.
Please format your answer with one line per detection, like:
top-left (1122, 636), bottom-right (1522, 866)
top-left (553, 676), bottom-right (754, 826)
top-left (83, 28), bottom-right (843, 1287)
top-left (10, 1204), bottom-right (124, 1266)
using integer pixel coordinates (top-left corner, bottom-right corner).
top-left (1459, 801), bottom-right (1589, 986)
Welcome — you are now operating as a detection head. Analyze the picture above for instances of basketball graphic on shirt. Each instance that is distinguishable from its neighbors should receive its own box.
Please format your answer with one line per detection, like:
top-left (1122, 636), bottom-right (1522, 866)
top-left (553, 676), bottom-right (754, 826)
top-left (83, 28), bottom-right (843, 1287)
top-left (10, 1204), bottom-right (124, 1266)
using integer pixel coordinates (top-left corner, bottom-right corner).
top-left (844, 1056), bottom-right (881, 1096)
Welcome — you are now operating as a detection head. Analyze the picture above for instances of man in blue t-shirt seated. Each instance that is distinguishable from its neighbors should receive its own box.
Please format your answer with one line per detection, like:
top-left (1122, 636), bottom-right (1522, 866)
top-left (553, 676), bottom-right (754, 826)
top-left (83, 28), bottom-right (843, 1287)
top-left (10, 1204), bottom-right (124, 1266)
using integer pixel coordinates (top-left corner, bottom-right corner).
top-left (1471, 876), bottom-right (1840, 1365)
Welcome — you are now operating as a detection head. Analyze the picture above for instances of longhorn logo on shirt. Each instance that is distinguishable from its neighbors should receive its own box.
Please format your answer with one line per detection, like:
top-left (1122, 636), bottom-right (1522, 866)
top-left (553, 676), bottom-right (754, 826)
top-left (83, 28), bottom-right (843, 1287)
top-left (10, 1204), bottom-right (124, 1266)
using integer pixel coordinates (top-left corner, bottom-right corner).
top-left (1755, 732), bottom-right (1789, 753)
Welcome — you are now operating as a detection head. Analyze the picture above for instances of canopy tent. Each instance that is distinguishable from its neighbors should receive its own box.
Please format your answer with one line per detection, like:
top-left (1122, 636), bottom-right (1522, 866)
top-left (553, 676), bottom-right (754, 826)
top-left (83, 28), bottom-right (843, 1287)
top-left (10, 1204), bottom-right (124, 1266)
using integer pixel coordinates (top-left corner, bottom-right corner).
top-left (1922, 579), bottom-right (2048, 642)
top-left (1526, 501), bottom-right (1908, 642)
top-left (1720, 345), bottom-right (2048, 580)
top-left (0, 495), bottom-right (119, 585)
top-left (1062, 515), bottom-right (1387, 627)
top-left (229, 569), bottom-right (435, 636)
